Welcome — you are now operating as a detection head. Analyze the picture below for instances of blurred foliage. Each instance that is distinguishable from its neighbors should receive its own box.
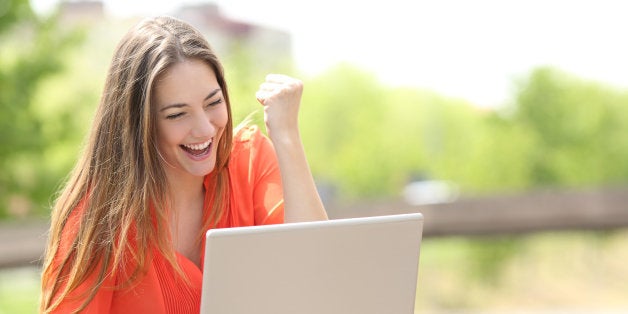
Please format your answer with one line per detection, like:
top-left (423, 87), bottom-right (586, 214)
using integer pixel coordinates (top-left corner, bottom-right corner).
top-left (2, 3), bottom-right (628, 218)
top-left (300, 65), bottom-right (390, 197)
top-left (0, 0), bottom-right (83, 218)
top-left (513, 67), bottom-right (628, 186)
top-left (0, 266), bottom-right (40, 313)
top-left (301, 64), bottom-right (628, 199)
top-left (0, 0), bottom-right (31, 33)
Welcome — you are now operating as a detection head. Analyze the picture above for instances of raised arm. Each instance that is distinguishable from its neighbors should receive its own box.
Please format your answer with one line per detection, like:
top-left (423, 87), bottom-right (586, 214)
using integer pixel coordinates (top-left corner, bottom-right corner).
top-left (256, 74), bottom-right (328, 222)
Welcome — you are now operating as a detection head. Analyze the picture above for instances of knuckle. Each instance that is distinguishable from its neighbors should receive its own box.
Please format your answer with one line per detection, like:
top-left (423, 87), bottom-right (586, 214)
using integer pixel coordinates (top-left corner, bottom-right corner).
top-left (290, 79), bottom-right (303, 91)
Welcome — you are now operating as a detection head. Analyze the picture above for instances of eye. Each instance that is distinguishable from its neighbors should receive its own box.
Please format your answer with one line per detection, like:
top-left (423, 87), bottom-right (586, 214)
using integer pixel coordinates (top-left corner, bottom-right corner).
top-left (206, 98), bottom-right (223, 108)
top-left (166, 112), bottom-right (184, 120)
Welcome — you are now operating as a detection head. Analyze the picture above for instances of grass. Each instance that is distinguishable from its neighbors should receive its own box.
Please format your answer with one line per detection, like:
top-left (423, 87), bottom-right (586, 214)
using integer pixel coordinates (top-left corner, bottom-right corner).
top-left (416, 228), bottom-right (628, 313)
top-left (0, 267), bottom-right (40, 314)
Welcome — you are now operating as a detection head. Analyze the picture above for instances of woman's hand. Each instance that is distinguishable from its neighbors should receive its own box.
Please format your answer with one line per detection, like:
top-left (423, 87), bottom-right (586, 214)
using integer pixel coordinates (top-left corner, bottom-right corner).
top-left (255, 74), bottom-right (303, 142)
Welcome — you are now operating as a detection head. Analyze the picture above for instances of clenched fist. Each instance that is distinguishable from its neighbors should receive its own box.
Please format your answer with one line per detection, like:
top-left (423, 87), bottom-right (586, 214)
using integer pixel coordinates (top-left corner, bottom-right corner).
top-left (256, 74), bottom-right (303, 141)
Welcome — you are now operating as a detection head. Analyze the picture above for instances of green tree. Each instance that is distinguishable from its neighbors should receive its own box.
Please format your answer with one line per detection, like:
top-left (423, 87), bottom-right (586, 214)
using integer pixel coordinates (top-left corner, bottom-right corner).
top-left (300, 64), bottom-right (391, 198)
top-left (300, 64), bottom-right (505, 200)
top-left (512, 67), bottom-right (628, 187)
top-left (0, 0), bottom-right (80, 218)
top-left (299, 64), bottom-right (628, 201)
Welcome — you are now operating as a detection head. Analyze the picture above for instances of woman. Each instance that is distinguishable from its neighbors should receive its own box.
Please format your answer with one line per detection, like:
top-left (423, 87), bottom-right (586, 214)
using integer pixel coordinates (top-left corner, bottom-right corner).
top-left (40, 16), bottom-right (327, 313)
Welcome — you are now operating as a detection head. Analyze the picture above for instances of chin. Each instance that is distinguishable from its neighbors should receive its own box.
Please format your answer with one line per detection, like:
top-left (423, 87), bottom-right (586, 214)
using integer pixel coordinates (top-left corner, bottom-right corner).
top-left (187, 163), bottom-right (217, 177)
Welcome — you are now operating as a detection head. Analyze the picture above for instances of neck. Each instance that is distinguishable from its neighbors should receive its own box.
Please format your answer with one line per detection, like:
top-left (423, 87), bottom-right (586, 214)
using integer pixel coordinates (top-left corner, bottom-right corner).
top-left (165, 170), bottom-right (205, 213)
top-left (163, 170), bottom-right (206, 266)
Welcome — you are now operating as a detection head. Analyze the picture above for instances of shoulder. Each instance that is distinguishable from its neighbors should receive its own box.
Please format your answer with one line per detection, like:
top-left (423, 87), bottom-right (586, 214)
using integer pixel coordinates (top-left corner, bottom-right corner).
top-left (228, 124), bottom-right (278, 177)
top-left (231, 125), bottom-right (273, 157)
top-left (233, 124), bottom-right (266, 145)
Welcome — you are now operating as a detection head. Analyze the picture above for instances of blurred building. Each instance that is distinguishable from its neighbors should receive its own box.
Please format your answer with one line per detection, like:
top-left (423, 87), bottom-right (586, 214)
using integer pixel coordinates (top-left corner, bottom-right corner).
top-left (57, 1), bottom-right (292, 71)
top-left (174, 3), bottom-right (292, 70)
top-left (58, 1), bottom-right (106, 26)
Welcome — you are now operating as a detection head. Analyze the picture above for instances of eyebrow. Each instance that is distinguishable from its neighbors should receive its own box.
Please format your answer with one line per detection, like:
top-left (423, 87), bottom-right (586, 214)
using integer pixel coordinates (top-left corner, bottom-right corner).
top-left (159, 88), bottom-right (222, 112)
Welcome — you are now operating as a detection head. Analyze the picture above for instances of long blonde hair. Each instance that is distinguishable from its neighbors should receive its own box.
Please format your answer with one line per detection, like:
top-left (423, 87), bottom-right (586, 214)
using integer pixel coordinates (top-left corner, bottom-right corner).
top-left (40, 16), bottom-right (233, 313)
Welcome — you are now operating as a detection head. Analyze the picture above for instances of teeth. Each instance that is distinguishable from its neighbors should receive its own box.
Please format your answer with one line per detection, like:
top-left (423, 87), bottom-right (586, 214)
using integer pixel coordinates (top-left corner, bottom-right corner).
top-left (183, 139), bottom-right (212, 151)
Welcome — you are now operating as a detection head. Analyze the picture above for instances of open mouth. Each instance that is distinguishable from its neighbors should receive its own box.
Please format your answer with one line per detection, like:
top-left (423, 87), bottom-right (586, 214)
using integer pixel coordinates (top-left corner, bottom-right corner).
top-left (180, 139), bottom-right (212, 158)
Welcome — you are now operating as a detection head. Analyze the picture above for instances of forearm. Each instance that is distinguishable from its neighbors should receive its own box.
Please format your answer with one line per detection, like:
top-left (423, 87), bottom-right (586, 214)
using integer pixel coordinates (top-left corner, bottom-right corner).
top-left (271, 131), bottom-right (328, 223)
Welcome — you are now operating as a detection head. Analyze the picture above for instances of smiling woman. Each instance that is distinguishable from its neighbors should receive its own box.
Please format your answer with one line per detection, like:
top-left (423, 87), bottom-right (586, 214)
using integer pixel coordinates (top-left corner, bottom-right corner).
top-left (39, 16), bottom-right (327, 313)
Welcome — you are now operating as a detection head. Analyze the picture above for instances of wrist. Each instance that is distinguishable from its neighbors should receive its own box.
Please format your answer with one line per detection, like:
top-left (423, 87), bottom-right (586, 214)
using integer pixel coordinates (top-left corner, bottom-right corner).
top-left (269, 129), bottom-right (301, 148)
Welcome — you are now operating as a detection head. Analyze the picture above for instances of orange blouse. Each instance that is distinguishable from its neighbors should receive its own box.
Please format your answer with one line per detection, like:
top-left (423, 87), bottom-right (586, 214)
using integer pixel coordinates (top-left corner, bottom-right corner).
top-left (46, 126), bottom-right (284, 313)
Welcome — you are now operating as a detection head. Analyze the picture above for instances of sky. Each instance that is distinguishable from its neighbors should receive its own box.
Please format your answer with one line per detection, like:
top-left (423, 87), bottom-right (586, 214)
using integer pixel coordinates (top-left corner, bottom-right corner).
top-left (32, 0), bottom-right (628, 108)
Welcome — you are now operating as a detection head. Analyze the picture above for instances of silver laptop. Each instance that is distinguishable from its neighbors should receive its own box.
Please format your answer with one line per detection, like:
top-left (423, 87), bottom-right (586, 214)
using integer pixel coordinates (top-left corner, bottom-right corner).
top-left (200, 213), bottom-right (423, 314)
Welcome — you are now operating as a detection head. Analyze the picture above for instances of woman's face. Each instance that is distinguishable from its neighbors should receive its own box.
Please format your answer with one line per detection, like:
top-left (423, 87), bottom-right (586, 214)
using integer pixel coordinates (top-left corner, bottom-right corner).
top-left (154, 58), bottom-right (228, 181)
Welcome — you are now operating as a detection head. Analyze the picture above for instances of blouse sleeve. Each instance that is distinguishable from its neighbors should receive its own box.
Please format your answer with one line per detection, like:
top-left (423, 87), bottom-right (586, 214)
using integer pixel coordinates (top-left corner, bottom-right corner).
top-left (247, 126), bottom-right (285, 225)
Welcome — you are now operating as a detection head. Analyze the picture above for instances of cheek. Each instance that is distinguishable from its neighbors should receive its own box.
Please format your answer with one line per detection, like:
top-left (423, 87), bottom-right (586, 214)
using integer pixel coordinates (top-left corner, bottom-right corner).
top-left (213, 106), bottom-right (230, 150)
top-left (156, 121), bottom-right (182, 150)
top-left (215, 105), bottom-right (229, 129)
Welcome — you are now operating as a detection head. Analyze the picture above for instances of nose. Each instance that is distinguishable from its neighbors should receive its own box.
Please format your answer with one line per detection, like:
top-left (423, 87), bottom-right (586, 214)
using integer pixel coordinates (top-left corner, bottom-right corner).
top-left (190, 109), bottom-right (215, 139)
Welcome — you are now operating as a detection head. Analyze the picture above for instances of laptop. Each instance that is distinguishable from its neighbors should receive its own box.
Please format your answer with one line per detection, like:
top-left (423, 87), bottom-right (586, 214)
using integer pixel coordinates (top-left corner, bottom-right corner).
top-left (200, 213), bottom-right (423, 314)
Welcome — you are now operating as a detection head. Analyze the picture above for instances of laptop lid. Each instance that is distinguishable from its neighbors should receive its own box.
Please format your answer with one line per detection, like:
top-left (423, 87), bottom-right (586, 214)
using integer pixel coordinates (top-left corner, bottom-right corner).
top-left (200, 213), bottom-right (423, 314)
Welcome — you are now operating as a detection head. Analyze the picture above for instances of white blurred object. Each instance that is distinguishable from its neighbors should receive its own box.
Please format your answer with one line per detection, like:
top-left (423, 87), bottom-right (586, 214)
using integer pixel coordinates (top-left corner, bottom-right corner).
top-left (403, 180), bottom-right (458, 206)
